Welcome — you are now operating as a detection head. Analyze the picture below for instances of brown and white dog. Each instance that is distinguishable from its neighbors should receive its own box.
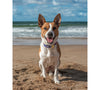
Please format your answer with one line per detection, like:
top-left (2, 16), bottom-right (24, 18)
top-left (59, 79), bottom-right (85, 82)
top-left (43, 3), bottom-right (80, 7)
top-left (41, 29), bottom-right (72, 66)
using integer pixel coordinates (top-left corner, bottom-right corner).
top-left (38, 13), bottom-right (61, 84)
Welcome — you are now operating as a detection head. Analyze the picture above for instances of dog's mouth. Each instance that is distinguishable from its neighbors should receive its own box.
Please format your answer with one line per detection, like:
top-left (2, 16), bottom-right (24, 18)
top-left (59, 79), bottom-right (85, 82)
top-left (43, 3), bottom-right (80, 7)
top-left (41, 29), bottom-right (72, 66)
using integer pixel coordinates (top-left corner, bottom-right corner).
top-left (45, 36), bottom-right (56, 44)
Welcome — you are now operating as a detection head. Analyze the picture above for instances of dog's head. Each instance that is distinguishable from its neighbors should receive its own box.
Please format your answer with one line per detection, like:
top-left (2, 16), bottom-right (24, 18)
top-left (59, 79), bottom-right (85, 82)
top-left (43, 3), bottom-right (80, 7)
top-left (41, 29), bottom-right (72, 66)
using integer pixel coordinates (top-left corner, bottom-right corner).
top-left (38, 13), bottom-right (61, 45)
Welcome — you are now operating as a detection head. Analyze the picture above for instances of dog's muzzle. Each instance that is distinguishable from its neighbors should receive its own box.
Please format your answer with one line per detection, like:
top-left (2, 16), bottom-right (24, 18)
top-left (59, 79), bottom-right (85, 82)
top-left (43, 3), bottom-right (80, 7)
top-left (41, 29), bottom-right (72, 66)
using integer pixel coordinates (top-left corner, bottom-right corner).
top-left (45, 32), bottom-right (56, 44)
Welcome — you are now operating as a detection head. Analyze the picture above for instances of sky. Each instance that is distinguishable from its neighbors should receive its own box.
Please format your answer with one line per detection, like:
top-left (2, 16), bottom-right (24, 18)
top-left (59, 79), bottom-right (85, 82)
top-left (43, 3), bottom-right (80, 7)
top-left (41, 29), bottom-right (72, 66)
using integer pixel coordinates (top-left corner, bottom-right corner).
top-left (13, 0), bottom-right (87, 22)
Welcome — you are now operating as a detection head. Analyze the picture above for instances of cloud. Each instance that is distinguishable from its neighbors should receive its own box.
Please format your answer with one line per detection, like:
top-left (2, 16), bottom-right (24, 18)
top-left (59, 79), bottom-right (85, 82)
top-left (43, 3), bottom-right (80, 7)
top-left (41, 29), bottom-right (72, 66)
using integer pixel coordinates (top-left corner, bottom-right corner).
top-left (13, 7), bottom-right (16, 15)
top-left (79, 12), bottom-right (87, 16)
top-left (13, 0), bottom-right (23, 5)
top-left (52, 0), bottom-right (59, 5)
top-left (24, 0), bottom-right (46, 4)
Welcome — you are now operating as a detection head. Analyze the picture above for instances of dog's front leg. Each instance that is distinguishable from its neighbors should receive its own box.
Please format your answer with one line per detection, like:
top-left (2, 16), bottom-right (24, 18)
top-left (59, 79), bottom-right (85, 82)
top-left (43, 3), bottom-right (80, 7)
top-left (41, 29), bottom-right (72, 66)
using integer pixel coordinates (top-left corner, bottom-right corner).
top-left (54, 66), bottom-right (60, 84)
top-left (39, 59), bottom-right (46, 78)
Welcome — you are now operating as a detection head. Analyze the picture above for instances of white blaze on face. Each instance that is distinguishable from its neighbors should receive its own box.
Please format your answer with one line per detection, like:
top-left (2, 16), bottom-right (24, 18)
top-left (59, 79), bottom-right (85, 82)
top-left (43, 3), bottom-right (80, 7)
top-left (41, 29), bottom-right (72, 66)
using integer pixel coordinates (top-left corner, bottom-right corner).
top-left (48, 23), bottom-right (52, 31)
top-left (45, 23), bottom-right (54, 38)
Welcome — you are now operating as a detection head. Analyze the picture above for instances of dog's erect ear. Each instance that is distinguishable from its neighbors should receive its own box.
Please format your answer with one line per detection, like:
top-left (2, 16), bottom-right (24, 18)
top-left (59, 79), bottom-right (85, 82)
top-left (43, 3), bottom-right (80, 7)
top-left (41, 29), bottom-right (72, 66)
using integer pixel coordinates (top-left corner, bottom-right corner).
top-left (53, 13), bottom-right (61, 27)
top-left (38, 14), bottom-right (46, 27)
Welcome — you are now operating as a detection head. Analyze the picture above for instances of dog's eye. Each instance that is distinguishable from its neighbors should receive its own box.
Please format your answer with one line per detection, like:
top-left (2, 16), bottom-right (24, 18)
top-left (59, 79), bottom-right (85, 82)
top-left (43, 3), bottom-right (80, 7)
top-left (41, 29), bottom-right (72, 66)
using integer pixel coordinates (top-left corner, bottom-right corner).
top-left (44, 27), bottom-right (47, 30)
top-left (53, 27), bottom-right (56, 30)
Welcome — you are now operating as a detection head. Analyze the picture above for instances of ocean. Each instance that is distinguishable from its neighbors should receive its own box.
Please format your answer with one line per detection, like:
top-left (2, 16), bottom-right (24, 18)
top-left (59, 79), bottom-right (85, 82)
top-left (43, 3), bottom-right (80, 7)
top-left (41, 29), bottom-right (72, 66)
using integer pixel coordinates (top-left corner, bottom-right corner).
top-left (13, 21), bottom-right (87, 45)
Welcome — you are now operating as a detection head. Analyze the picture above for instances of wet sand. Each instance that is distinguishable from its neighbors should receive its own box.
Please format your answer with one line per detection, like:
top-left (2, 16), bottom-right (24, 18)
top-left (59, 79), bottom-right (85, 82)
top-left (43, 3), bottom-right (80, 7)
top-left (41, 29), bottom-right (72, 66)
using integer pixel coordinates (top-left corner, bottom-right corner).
top-left (13, 45), bottom-right (87, 90)
top-left (13, 38), bottom-right (87, 45)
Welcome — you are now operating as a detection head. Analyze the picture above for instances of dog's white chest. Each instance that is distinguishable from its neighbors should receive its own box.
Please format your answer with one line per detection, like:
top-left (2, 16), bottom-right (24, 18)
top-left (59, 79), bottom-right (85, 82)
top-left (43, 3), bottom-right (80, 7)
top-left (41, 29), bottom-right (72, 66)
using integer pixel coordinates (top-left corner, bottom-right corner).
top-left (40, 44), bottom-right (59, 67)
top-left (47, 48), bottom-right (56, 57)
top-left (41, 47), bottom-right (58, 58)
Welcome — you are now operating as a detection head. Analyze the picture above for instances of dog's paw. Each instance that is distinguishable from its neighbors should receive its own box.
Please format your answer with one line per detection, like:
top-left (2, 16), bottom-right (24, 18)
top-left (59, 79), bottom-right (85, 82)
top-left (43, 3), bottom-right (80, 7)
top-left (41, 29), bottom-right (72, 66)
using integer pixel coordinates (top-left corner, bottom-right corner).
top-left (58, 73), bottom-right (62, 77)
top-left (49, 72), bottom-right (53, 76)
top-left (40, 73), bottom-right (46, 78)
top-left (54, 80), bottom-right (60, 84)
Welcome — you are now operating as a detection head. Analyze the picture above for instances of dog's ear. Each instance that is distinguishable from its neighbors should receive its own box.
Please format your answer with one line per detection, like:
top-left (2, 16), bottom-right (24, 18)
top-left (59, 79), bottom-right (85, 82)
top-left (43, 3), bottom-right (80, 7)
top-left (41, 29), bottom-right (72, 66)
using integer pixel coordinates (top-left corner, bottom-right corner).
top-left (53, 13), bottom-right (61, 27)
top-left (38, 14), bottom-right (46, 27)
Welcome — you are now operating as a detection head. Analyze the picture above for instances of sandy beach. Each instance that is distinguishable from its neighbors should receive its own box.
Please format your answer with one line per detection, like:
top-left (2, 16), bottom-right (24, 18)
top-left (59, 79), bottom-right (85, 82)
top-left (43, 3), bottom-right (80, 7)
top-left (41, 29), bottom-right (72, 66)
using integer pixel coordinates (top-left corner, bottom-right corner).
top-left (13, 45), bottom-right (87, 90)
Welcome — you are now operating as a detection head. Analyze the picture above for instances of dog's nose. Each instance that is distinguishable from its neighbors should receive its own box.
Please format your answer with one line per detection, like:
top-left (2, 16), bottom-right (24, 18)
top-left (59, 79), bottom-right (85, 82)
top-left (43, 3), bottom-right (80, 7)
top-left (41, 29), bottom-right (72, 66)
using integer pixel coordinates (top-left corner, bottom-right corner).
top-left (48, 32), bottom-right (53, 37)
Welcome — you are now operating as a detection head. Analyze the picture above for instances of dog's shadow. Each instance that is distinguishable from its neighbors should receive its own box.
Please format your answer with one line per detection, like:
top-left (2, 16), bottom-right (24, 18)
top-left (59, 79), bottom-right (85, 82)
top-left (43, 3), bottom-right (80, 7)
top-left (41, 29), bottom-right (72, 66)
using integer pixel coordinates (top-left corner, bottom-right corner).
top-left (59, 68), bottom-right (87, 82)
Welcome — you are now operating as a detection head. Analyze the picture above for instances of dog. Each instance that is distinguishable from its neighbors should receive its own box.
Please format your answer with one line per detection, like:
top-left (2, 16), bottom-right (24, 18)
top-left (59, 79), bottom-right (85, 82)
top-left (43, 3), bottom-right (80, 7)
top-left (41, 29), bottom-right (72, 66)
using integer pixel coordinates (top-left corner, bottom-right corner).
top-left (38, 13), bottom-right (61, 84)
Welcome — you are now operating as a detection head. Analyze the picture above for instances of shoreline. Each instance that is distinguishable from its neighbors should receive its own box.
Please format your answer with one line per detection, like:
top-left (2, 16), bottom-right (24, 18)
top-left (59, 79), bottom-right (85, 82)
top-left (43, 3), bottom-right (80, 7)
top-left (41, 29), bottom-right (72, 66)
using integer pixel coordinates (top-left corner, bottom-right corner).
top-left (13, 38), bottom-right (87, 45)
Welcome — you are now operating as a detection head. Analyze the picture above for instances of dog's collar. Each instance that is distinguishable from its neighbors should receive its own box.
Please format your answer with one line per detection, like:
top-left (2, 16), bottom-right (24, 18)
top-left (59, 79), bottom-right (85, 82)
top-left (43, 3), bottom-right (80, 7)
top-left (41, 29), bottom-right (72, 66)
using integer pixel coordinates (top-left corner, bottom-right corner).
top-left (43, 42), bottom-right (57, 48)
